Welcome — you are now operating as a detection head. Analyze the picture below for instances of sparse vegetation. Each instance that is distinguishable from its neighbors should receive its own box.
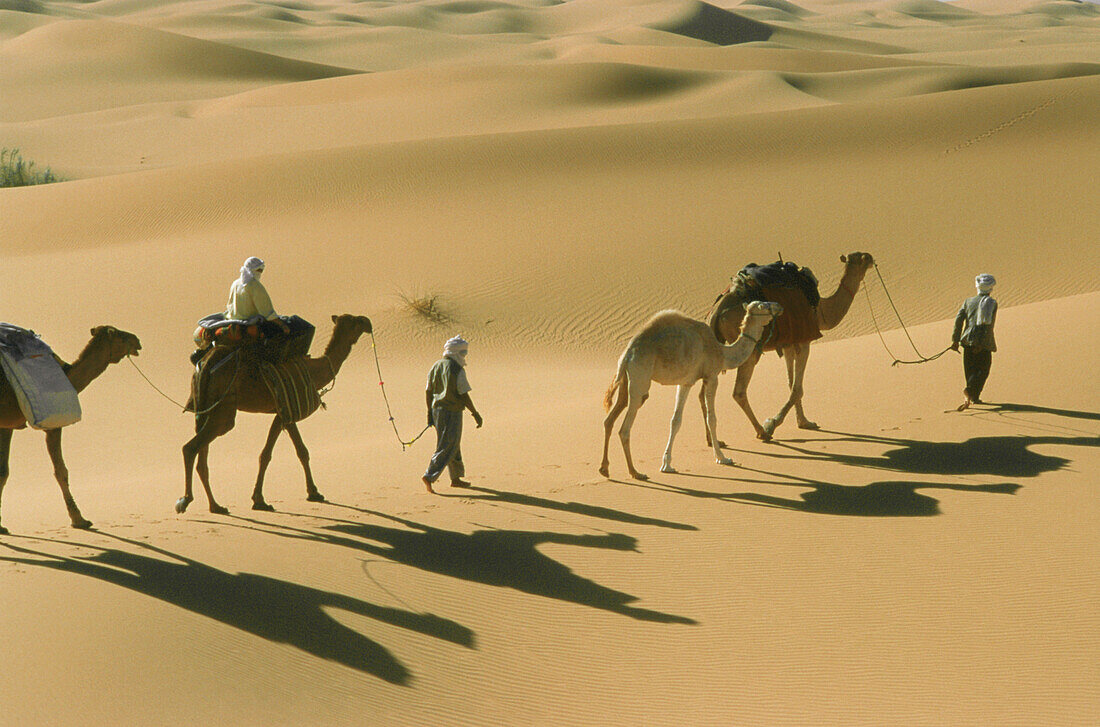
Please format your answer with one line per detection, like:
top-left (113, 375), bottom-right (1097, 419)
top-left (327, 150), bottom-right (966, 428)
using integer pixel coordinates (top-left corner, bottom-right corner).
top-left (398, 290), bottom-right (451, 325)
top-left (1, 148), bottom-right (61, 187)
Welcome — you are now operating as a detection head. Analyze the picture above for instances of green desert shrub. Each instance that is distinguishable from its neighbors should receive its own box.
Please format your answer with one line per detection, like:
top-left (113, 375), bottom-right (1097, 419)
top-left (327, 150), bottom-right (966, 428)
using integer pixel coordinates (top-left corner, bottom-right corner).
top-left (1, 148), bottom-right (61, 187)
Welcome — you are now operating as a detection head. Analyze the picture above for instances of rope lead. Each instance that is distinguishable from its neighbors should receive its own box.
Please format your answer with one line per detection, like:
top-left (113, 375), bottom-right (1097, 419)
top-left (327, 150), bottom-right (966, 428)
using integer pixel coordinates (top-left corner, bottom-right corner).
top-left (864, 263), bottom-right (953, 366)
top-left (369, 331), bottom-right (430, 451)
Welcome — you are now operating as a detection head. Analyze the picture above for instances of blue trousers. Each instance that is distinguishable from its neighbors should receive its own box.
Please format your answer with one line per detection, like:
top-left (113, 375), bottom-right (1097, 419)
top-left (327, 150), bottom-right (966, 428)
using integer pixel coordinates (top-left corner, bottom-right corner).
top-left (424, 406), bottom-right (465, 484)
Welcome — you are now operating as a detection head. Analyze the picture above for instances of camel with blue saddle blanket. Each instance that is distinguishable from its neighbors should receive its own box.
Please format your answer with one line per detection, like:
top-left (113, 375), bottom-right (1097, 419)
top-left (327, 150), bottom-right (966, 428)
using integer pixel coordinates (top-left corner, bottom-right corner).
top-left (706, 252), bottom-right (875, 443)
top-left (177, 314), bottom-right (372, 515)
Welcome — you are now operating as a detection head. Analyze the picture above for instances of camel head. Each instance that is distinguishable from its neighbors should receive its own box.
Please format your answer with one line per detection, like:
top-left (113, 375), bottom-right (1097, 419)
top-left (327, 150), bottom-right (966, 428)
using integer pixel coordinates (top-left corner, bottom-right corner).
top-left (90, 326), bottom-right (142, 363)
top-left (330, 314), bottom-right (373, 341)
top-left (840, 252), bottom-right (875, 275)
top-left (745, 300), bottom-right (783, 322)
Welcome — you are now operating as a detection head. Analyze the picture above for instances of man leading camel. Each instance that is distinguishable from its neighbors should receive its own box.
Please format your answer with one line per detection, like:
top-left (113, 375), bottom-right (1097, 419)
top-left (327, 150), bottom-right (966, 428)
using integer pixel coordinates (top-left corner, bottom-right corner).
top-left (422, 336), bottom-right (483, 494)
top-left (951, 273), bottom-right (998, 411)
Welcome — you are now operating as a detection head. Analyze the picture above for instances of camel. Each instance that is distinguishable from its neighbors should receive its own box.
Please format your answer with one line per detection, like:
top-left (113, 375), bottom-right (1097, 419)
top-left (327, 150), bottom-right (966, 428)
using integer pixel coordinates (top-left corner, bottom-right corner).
top-left (0, 326), bottom-right (143, 534)
top-left (706, 252), bottom-right (874, 443)
top-left (599, 301), bottom-right (783, 481)
top-left (176, 314), bottom-right (372, 515)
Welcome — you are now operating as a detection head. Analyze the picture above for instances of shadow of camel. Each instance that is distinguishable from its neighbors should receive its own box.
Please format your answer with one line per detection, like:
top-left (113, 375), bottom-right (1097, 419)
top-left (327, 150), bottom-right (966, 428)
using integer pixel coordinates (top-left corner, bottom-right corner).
top-left (441, 485), bottom-right (697, 531)
top-left (213, 508), bottom-right (696, 625)
top-left (0, 531), bottom-right (474, 684)
top-left (614, 467), bottom-right (1020, 517)
top-left (739, 430), bottom-right (1099, 479)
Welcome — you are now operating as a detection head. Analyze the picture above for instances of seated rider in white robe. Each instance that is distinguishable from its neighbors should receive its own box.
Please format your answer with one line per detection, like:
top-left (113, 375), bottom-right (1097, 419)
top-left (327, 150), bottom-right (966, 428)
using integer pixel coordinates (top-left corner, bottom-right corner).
top-left (226, 257), bottom-right (290, 335)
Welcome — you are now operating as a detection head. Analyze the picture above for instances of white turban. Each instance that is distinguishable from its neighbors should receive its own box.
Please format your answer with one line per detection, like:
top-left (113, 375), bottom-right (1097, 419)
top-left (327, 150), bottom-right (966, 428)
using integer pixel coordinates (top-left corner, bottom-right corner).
top-left (443, 336), bottom-right (468, 367)
top-left (239, 256), bottom-right (265, 285)
top-left (975, 273), bottom-right (996, 293)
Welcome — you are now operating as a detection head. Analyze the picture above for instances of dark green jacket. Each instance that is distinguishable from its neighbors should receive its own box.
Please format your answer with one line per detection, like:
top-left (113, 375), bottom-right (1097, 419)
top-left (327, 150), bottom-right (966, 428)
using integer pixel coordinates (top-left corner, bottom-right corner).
top-left (952, 293), bottom-right (997, 352)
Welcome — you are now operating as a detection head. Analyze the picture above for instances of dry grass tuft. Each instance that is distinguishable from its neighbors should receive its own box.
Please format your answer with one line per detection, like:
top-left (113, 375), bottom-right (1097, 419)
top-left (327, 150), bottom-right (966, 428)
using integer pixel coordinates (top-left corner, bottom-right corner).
top-left (398, 290), bottom-right (451, 325)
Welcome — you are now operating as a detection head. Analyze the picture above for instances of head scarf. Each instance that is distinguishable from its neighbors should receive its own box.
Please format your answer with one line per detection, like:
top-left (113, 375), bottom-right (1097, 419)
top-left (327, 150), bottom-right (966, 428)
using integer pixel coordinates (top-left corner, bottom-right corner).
top-left (443, 336), bottom-right (469, 368)
top-left (239, 256), bottom-right (265, 285)
top-left (975, 273), bottom-right (996, 294)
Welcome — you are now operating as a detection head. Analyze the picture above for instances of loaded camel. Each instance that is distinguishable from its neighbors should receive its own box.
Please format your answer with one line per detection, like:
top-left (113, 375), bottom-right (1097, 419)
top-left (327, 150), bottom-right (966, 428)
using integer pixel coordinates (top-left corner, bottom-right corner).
top-left (706, 252), bottom-right (874, 443)
top-left (176, 314), bottom-right (372, 515)
top-left (600, 301), bottom-right (783, 481)
top-left (0, 326), bottom-right (143, 533)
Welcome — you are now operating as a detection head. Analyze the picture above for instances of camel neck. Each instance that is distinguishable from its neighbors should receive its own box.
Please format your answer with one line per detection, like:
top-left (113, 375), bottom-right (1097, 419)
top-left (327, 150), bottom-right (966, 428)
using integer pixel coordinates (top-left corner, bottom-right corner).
top-left (321, 326), bottom-right (359, 376)
top-left (65, 338), bottom-right (112, 393)
top-left (817, 264), bottom-right (868, 331)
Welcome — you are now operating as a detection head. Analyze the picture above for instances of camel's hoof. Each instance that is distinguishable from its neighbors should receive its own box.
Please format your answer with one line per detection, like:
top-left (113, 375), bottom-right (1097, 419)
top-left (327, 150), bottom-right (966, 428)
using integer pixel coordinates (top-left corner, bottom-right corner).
top-left (71, 519), bottom-right (93, 530)
top-left (598, 465), bottom-right (610, 478)
top-left (660, 464), bottom-right (676, 474)
top-left (762, 418), bottom-right (778, 436)
top-left (798, 421), bottom-right (820, 431)
top-left (717, 457), bottom-right (734, 466)
top-left (175, 497), bottom-right (191, 514)
top-left (631, 472), bottom-right (649, 481)
top-left (210, 505), bottom-right (230, 515)
top-left (0, 525), bottom-right (9, 536)
top-left (252, 502), bottom-right (275, 512)
top-left (306, 492), bottom-right (326, 503)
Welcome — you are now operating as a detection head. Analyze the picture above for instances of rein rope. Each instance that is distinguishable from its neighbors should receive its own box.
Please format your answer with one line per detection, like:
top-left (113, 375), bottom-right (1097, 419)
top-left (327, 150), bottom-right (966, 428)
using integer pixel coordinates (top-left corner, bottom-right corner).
top-left (369, 331), bottom-right (430, 451)
top-left (127, 350), bottom-right (242, 415)
top-left (865, 263), bottom-right (953, 366)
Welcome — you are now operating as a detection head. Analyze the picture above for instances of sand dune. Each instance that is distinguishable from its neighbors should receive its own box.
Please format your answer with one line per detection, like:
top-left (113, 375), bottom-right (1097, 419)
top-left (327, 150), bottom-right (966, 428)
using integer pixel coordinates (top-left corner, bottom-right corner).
top-left (2, 0), bottom-right (1098, 724)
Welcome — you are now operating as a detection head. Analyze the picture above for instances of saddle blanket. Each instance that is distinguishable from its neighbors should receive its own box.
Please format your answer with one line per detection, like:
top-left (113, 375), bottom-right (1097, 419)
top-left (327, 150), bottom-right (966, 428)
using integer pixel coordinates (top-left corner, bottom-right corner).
top-left (259, 357), bottom-right (320, 424)
top-left (738, 261), bottom-right (821, 308)
top-left (0, 323), bottom-right (81, 429)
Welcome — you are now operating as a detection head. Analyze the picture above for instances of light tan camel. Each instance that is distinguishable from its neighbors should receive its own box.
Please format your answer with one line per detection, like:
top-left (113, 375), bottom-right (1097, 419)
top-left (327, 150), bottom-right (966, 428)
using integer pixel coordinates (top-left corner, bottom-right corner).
top-left (706, 252), bottom-right (874, 442)
top-left (599, 301), bottom-right (783, 481)
top-left (175, 314), bottom-right (372, 515)
top-left (0, 326), bottom-right (143, 534)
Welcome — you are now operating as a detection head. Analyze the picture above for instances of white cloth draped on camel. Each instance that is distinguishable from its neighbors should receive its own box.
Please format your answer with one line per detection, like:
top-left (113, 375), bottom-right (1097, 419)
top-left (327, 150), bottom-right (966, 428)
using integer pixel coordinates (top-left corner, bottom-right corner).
top-left (0, 323), bottom-right (82, 430)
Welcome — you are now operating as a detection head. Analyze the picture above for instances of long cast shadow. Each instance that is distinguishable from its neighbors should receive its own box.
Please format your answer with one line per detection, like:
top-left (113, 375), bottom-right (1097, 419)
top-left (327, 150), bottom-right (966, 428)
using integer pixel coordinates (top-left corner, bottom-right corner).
top-left (739, 430), bottom-right (1099, 479)
top-left (0, 531), bottom-right (474, 684)
top-left (614, 467), bottom-right (1020, 517)
top-left (442, 485), bottom-right (697, 531)
top-left (216, 508), bottom-right (696, 625)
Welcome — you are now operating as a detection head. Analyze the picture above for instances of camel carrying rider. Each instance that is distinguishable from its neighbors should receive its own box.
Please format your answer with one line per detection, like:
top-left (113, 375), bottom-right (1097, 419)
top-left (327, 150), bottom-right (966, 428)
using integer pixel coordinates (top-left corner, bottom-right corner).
top-left (421, 336), bottom-right (483, 494)
top-left (951, 273), bottom-right (998, 411)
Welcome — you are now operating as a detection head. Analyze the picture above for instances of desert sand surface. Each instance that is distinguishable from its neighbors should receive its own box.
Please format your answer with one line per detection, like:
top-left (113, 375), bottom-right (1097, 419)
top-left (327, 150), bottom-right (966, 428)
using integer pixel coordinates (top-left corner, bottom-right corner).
top-left (1, 0), bottom-right (1098, 724)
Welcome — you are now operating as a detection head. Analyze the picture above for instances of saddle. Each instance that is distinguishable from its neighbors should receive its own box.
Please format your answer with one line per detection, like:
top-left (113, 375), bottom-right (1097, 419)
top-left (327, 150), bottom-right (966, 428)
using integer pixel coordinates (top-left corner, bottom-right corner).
top-left (736, 261), bottom-right (820, 308)
top-left (191, 314), bottom-right (315, 365)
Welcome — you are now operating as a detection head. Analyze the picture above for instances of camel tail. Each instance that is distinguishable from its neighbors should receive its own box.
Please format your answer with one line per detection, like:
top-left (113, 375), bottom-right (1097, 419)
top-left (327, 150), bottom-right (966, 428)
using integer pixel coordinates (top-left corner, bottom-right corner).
top-left (603, 354), bottom-right (629, 411)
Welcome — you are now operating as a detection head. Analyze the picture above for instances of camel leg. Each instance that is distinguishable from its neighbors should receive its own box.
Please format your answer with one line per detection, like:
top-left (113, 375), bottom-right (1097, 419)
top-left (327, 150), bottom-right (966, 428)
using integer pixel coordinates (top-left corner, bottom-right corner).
top-left (180, 419), bottom-right (230, 515)
top-left (661, 384), bottom-right (693, 474)
top-left (599, 381), bottom-right (628, 478)
top-left (732, 352), bottom-right (771, 441)
top-left (700, 386), bottom-right (727, 449)
top-left (285, 422), bottom-right (324, 503)
top-left (763, 344), bottom-right (813, 436)
top-left (44, 428), bottom-right (92, 530)
top-left (703, 377), bottom-right (734, 466)
top-left (618, 376), bottom-right (650, 481)
top-left (792, 344), bottom-right (818, 430)
top-left (0, 429), bottom-right (11, 535)
top-left (194, 445), bottom-right (228, 515)
top-left (252, 417), bottom-right (284, 511)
